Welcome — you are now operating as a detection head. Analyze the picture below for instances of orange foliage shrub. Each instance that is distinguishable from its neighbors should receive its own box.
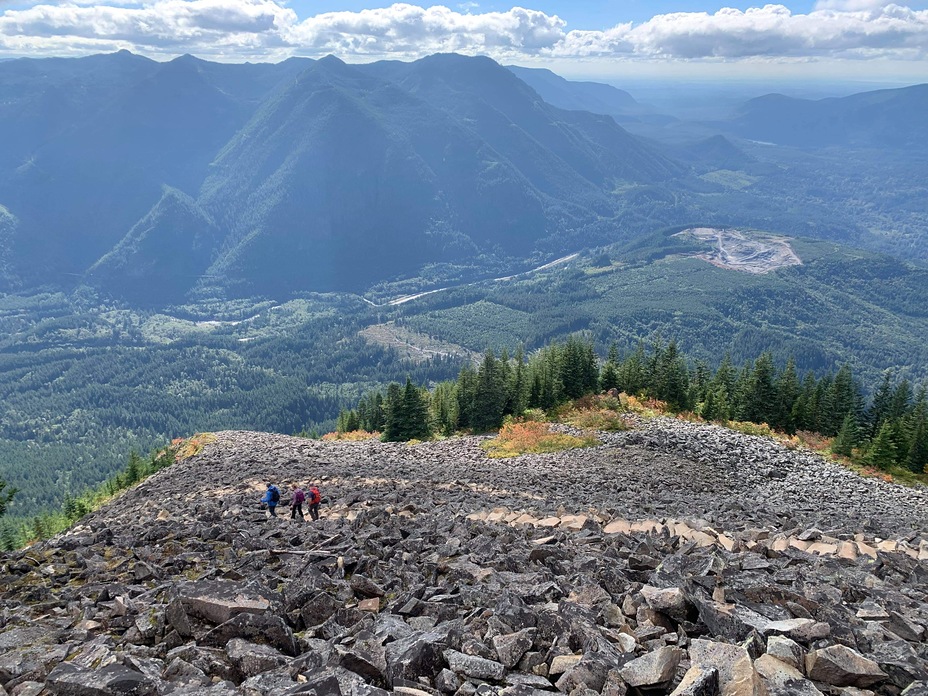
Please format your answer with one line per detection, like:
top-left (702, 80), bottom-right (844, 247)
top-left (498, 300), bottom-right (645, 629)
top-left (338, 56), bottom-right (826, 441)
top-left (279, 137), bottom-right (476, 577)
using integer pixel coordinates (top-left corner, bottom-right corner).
top-left (174, 433), bottom-right (217, 461)
top-left (483, 420), bottom-right (598, 458)
top-left (859, 466), bottom-right (894, 483)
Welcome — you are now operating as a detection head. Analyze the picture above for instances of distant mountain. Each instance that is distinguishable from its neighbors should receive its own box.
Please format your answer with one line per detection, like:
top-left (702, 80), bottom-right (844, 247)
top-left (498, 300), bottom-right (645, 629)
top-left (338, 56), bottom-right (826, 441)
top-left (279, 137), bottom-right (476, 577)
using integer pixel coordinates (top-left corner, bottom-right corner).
top-left (678, 134), bottom-right (756, 173)
top-left (506, 65), bottom-right (638, 117)
top-left (728, 83), bottom-right (928, 149)
top-left (0, 51), bottom-right (686, 304)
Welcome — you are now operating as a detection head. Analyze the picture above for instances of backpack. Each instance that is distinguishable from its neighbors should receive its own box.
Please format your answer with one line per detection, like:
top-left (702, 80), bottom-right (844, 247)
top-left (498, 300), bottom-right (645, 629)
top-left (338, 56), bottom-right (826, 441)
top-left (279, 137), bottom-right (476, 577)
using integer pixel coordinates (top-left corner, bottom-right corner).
top-left (293, 489), bottom-right (305, 505)
top-left (269, 486), bottom-right (280, 504)
top-left (308, 487), bottom-right (321, 505)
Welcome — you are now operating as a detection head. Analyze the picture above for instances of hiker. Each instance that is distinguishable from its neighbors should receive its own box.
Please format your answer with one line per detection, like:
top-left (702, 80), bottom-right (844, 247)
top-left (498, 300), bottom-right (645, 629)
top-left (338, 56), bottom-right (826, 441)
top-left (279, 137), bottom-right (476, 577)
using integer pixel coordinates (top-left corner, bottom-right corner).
top-left (290, 484), bottom-right (306, 520)
top-left (307, 484), bottom-right (322, 521)
top-left (261, 483), bottom-right (281, 517)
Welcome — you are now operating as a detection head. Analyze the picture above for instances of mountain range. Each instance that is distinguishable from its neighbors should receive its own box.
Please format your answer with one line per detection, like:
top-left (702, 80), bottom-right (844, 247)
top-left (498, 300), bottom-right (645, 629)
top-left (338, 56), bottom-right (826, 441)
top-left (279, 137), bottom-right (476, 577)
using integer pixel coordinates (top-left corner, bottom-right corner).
top-left (4, 51), bottom-right (925, 307)
top-left (0, 52), bottom-right (685, 305)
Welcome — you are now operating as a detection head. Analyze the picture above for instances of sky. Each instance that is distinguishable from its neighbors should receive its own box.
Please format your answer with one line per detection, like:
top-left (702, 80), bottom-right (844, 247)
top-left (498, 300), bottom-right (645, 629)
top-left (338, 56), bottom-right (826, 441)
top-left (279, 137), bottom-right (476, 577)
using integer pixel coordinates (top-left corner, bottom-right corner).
top-left (1, 0), bottom-right (927, 83)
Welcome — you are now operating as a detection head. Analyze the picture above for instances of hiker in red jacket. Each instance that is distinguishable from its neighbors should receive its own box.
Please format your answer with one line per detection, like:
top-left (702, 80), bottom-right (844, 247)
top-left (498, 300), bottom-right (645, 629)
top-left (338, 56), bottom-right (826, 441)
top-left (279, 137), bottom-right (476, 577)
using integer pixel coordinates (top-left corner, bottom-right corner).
top-left (290, 484), bottom-right (306, 520)
top-left (307, 485), bottom-right (322, 521)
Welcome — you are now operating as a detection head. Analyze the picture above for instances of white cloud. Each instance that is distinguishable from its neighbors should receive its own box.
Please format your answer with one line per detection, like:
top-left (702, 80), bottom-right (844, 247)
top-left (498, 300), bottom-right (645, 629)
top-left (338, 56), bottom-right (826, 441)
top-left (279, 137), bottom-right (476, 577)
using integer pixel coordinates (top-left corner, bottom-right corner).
top-left (1, 1), bottom-right (927, 64)
top-left (284, 4), bottom-right (566, 57)
top-left (556, 4), bottom-right (928, 60)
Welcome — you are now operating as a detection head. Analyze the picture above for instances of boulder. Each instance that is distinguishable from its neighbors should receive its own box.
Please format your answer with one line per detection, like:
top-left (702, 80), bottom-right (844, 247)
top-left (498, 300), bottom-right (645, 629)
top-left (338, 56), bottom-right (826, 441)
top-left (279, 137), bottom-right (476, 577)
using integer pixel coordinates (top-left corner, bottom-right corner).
top-left (764, 636), bottom-right (804, 672)
top-left (670, 666), bottom-right (720, 696)
top-left (443, 649), bottom-right (506, 682)
top-left (641, 585), bottom-right (691, 622)
top-left (492, 629), bottom-right (536, 669)
top-left (45, 662), bottom-right (159, 696)
top-left (754, 654), bottom-right (824, 696)
top-left (202, 611), bottom-right (299, 656)
top-left (619, 646), bottom-right (682, 689)
top-left (225, 638), bottom-right (290, 678)
top-left (179, 580), bottom-right (272, 624)
top-left (805, 645), bottom-right (888, 688)
top-left (688, 638), bottom-right (765, 696)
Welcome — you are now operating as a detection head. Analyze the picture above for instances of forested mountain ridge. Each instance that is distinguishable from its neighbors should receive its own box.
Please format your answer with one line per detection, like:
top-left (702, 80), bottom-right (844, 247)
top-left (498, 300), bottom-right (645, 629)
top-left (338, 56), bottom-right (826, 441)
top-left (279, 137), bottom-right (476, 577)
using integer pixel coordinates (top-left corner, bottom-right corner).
top-left (4, 51), bottom-right (928, 303)
top-left (1, 51), bottom-right (683, 302)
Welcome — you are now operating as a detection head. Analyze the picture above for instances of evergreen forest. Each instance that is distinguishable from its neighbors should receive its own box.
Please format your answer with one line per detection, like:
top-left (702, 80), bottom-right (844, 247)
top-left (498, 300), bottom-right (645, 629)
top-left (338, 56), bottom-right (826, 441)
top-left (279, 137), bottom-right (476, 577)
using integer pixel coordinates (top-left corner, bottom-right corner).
top-left (337, 337), bottom-right (928, 477)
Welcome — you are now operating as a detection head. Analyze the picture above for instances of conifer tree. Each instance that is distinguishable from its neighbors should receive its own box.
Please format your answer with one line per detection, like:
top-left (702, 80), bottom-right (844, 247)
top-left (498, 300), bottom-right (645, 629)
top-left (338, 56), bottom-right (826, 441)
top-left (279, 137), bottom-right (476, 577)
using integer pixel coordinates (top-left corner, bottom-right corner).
top-left (401, 378), bottom-right (431, 441)
top-left (906, 418), bottom-right (928, 474)
top-left (904, 387), bottom-right (928, 474)
top-left (867, 371), bottom-right (894, 437)
top-left (740, 353), bottom-right (776, 425)
top-left (831, 413), bottom-right (860, 457)
top-left (791, 372), bottom-right (818, 432)
top-left (0, 478), bottom-right (16, 518)
top-left (868, 421), bottom-right (900, 470)
top-left (617, 342), bottom-right (646, 395)
top-left (508, 346), bottom-right (529, 417)
top-left (382, 382), bottom-right (405, 441)
top-left (776, 357), bottom-right (800, 433)
top-left (600, 343), bottom-right (620, 392)
top-left (472, 351), bottom-right (507, 432)
top-left (455, 366), bottom-right (477, 430)
top-left (657, 339), bottom-right (690, 411)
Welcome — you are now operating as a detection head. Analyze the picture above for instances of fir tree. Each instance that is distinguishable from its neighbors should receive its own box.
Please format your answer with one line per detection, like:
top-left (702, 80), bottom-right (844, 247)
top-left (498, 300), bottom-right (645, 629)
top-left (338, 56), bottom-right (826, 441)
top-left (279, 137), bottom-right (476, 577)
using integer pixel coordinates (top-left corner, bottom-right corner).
top-left (472, 351), bottom-right (507, 432)
top-left (617, 343), bottom-right (646, 395)
top-left (739, 353), bottom-right (776, 425)
top-left (868, 421), bottom-right (900, 470)
top-left (401, 378), bottom-right (431, 441)
top-left (0, 478), bottom-right (16, 517)
top-left (776, 357), bottom-right (800, 433)
top-left (867, 371), bottom-right (894, 437)
top-left (382, 382), bottom-right (405, 442)
top-left (831, 413), bottom-right (860, 457)
top-left (905, 418), bottom-right (928, 474)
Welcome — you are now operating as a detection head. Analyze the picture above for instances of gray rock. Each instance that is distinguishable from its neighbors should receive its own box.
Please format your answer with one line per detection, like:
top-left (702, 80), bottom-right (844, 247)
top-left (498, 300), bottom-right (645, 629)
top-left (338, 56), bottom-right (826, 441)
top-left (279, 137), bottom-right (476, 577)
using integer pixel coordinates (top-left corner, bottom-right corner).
top-left (492, 629), bottom-right (536, 669)
top-left (226, 638), bottom-right (290, 679)
top-left (619, 646), bottom-right (682, 689)
top-left (669, 666), bottom-right (719, 696)
top-left (805, 645), bottom-right (888, 688)
top-left (45, 662), bottom-right (159, 696)
top-left (443, 649), bottom-right (506, 682)
top-left (754, 654), bottom-right (824, 696)
top-left (202, 611), bottom-right (299, 656)
top-left (179, 580), bottom-right (272, 624)
top-left (765, 635), bottom-right (804, 672)
top-left (688, 638), bottom-right (765, 696)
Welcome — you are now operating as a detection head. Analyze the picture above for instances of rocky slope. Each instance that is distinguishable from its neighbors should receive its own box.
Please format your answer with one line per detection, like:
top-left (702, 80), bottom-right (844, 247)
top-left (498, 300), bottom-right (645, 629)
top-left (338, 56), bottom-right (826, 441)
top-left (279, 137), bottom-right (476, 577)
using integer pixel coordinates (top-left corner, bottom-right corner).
top-left (1, 418), bottom-right (927, 696)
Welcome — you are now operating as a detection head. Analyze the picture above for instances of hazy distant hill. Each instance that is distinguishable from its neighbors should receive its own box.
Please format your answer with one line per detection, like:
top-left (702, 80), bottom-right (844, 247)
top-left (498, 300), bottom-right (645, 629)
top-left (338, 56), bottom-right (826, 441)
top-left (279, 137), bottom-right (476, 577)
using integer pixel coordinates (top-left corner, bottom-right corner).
top-left (728, 83), bottom-right (928, 149)
top-left (506, 64), bottom-right (638, 117)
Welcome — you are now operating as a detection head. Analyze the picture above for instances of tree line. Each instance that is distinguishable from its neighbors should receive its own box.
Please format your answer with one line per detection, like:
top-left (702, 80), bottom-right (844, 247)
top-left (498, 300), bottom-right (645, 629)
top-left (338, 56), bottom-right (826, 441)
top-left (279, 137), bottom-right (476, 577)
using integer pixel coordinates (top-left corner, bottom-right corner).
top-left (336, 336), bottom-right (928, 475)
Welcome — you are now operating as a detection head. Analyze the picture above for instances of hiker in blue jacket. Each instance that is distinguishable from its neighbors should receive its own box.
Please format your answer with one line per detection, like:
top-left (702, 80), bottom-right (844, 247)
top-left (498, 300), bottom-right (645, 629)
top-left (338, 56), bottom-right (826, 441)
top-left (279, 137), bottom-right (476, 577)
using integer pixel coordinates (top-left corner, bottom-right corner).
top-left (261, 483), bottom-right (281, 517)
